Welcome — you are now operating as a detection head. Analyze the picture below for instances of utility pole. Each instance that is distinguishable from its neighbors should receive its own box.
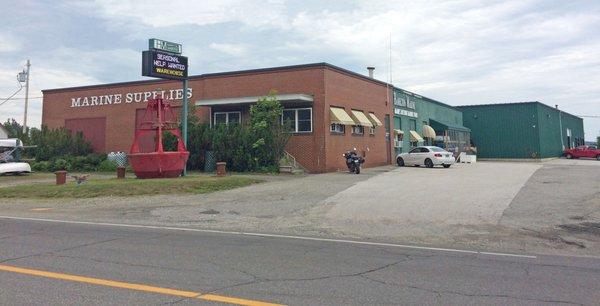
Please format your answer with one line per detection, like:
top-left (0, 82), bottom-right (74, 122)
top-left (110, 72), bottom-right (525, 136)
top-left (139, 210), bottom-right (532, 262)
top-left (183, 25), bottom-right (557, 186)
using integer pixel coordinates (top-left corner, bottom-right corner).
top-left (22, 59), bottom-right (31, 134)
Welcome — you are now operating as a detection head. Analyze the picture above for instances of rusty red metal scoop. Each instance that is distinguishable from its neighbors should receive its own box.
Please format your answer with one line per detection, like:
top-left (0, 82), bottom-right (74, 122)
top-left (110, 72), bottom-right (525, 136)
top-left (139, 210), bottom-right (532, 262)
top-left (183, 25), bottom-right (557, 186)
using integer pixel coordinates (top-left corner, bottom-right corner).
top-left (128, 98), bottom-right (189, 179)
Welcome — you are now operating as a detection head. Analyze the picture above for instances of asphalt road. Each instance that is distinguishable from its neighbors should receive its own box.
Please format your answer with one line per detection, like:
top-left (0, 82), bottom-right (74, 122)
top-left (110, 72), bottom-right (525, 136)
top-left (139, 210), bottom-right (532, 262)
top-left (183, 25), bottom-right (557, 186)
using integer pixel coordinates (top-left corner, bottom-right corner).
top-left (1, 218), bottom-right (598, 305)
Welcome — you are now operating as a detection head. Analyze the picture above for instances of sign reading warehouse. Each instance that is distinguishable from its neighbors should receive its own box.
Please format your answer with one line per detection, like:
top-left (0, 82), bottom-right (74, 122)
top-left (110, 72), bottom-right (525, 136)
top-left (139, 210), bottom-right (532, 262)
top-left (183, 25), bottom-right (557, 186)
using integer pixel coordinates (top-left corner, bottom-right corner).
top-left (142, 50), bottom-right (188, 80)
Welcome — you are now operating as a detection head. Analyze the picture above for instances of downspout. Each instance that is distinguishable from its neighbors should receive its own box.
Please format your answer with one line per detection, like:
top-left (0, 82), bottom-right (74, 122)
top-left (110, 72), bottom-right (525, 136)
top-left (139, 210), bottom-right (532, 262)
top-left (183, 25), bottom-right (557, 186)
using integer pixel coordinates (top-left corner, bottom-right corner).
top-left (557, 106), bottom-right (564, 150)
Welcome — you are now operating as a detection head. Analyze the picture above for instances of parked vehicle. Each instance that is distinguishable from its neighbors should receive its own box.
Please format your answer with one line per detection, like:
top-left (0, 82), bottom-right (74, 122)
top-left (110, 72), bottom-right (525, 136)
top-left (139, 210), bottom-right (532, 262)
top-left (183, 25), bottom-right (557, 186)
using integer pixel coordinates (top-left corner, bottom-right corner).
top-left (396, 146), bottom-right (455, 168)
top-left (0, 138), bottom-right (32, 175)
top-left (343, 148), bottom-right (365, 174)
top-left (564, 145), bottom-right (600, 160)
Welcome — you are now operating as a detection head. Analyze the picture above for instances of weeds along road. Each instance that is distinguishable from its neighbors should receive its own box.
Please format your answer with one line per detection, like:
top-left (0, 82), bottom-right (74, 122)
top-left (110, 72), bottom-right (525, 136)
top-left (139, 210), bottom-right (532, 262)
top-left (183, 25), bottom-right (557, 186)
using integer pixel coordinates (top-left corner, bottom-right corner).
top-left (0, 217), bottom-right (599, 305)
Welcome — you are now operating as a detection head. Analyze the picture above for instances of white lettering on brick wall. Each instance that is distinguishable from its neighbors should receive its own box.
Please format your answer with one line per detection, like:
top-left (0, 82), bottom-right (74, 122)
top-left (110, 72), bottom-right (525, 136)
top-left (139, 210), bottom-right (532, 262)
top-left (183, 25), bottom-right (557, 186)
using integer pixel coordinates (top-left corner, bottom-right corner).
top-left (69, 88), bottom-right (193, 108)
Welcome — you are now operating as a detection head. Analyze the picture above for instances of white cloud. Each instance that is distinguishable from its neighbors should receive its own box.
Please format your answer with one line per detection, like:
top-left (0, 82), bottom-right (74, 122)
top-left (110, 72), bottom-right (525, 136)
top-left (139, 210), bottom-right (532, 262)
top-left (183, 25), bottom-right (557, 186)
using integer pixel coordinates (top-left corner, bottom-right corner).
top-left (0, 32), bottom-right (21, 53)
top-left (92, 0), bottom-right (289, 28)
top-left (209, 43), bottom-right (248, 56)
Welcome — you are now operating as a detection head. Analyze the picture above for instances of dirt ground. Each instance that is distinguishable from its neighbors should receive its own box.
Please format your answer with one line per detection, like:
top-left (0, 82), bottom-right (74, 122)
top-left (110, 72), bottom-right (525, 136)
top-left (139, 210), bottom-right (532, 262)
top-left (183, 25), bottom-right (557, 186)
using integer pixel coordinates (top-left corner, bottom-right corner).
top-left (0, 159), bottom-right (598, 257)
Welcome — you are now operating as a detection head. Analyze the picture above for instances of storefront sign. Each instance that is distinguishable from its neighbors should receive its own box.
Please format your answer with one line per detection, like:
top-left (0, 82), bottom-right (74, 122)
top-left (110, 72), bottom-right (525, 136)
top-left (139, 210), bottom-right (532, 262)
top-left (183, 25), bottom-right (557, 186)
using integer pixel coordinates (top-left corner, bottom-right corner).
top-left (393, 90), bottom-right (416, 110)
top-left (70, 88), bottom-right (193, 108)
top-left (394, 108), bottom-right (418, 118)
top-left (149, 38), bottom-right (182, 54)
top-left (142, 50), bottom-right (188, 80)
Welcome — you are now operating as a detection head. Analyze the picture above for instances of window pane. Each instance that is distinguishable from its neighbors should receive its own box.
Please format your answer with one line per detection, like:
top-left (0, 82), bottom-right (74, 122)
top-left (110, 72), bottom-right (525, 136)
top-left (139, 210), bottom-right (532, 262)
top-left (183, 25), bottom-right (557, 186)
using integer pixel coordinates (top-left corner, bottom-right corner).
top-left (297, 109), bottom-right (311, 120)
top-left (283, 110), bottom-right (295, 121)
top-left (214, 113), bottom-right (226, 125)
top-left (228, 112), bottom-right (240, 124)
top-left (298, 120), bottom-right (311, 132)
top-left (282, 110), bottom-right (295, 130)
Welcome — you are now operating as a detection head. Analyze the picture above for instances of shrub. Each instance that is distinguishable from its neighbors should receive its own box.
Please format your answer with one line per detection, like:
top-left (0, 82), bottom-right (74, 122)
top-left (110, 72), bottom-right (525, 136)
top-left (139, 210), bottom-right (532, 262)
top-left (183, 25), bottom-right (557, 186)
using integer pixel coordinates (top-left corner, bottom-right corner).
top-left (52, 159), bottom-right (70, 171)
top-left (97, 159), bottom-right (118, 172)
top-left (184, 91), bottom-right (290, 173)
top-left (31, 161), bottom-right (51, 172)
top-left (30, 125), bottom-right (93, 161)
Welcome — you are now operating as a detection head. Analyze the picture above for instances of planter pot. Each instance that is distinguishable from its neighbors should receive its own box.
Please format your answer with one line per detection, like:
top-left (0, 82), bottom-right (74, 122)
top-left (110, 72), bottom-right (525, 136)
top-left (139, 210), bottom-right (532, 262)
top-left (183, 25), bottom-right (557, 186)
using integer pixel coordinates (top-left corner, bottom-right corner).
top-left (216, 162), bottom-right (227, 177)
top-left (55, 170), bottom-right (67, 185)
top-left (116, 166), bottom-right (126, 179)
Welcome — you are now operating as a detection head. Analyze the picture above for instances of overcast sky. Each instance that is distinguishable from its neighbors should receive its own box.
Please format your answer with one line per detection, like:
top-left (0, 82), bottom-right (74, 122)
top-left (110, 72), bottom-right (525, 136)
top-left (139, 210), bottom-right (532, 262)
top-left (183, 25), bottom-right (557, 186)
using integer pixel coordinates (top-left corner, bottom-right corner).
top-left (1, 0), bottom-right (599, 138)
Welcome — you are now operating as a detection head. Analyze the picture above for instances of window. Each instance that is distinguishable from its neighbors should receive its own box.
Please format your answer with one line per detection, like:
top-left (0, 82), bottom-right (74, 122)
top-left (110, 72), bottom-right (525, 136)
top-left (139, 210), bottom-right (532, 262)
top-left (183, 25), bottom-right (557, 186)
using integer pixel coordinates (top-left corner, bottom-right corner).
top-left (213, 111), bottom-right (241, 126)
top-left (352, 125), bottom-right (364, 135)
top-left (409, 148), bottom-right (420, 154)
top-left (394, 134), bottom-right (403, 147)
top-left (409, 119), bottom-right (417, 131)
top-left (369, 127), bottom-right (375, 135)
top-left (420, 147), bottom-right (430, 153)
top-left (330, 123), bottom-right (345, 133)
top-left (281, 108), bottom-right (312, 133)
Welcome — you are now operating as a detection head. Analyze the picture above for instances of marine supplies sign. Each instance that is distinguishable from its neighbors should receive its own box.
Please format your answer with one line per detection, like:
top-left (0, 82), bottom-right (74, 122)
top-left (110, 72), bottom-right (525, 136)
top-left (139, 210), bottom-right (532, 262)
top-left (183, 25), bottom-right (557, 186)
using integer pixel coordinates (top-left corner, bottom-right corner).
top-left (142, 50), bottom-right (188, 80)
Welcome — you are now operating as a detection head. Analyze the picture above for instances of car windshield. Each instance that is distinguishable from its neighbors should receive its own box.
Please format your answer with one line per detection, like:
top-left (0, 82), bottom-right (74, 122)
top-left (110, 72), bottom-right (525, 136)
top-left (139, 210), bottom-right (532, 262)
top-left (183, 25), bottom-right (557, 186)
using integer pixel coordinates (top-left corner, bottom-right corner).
top-left (429, 147), bottom-right (445, 152)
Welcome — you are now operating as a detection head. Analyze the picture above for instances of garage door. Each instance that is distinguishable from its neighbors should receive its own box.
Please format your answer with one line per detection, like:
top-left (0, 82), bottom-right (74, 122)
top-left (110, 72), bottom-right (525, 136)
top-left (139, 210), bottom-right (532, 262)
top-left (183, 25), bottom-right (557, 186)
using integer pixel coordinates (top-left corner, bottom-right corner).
top-left (65, 117), bottom-right (106, 152)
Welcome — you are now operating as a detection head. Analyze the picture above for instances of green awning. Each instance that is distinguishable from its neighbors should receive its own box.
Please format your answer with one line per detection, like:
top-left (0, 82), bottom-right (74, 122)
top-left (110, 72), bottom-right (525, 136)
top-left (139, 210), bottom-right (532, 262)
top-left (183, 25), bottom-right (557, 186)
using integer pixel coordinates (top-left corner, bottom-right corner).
top-left (429, 119), bottom-right (471, 133)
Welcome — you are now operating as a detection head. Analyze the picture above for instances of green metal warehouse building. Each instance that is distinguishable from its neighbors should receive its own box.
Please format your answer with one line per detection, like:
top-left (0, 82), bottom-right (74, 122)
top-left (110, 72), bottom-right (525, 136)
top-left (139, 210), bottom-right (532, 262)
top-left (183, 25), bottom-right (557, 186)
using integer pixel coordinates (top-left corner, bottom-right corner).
top-left (458, 102), bottom-right (585, 159)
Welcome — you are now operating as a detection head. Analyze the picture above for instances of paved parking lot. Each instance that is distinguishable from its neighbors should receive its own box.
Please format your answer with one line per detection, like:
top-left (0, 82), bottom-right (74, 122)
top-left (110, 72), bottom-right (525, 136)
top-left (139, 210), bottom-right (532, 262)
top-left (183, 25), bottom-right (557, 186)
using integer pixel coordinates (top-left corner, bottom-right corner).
top-left (322, 162), bottom-right (541, 237)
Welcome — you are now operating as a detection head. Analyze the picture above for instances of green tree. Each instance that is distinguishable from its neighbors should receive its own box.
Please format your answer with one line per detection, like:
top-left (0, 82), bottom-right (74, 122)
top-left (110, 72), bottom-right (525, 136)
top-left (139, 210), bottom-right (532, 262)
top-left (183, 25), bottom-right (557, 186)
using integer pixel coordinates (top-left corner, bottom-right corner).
top-left (249, 90), bottom-right (290, 169)
top-left (2, 118), bottom-right (34, 145)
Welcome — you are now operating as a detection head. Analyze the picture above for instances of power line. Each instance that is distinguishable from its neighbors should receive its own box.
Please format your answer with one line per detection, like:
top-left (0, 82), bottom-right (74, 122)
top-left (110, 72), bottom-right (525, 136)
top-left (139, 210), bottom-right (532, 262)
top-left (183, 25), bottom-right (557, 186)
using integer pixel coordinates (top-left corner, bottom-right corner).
top-left (0, 96), bottom-right (42, 100)
top-left (0, 78), bottom-right (24, 107)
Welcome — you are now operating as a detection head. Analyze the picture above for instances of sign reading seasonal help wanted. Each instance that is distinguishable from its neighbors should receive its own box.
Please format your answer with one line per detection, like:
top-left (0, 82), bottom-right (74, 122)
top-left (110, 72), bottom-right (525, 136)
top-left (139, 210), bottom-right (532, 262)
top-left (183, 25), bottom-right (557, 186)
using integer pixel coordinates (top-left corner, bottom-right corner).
top-left (142, 50), bottom-right (188, 80)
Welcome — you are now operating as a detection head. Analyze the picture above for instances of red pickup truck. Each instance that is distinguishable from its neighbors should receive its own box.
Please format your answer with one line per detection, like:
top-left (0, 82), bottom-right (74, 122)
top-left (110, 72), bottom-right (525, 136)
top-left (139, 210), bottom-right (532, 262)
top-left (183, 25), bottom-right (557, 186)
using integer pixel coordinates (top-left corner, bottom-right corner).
top-left (564, 145), bottom-right (600, 160)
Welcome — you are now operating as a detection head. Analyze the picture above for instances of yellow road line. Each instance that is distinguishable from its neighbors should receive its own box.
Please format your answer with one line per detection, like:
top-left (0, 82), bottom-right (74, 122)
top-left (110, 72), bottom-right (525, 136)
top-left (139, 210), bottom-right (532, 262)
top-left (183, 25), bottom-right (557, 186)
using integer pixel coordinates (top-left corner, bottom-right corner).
top-left (29, 208), bottom-right (53, 211)
top-left (0, 264), bottom-right (284, 306)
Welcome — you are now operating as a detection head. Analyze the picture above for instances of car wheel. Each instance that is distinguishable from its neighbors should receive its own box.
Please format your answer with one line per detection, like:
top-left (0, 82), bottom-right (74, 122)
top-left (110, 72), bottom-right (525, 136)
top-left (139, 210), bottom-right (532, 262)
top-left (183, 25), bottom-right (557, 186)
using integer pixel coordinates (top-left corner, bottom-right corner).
top-left (566, 153), bottom-right (572, 159)
top-left (396, 157), bottom-right (405, 167)
top-left (596, 155), bottom-right (600, 161)
top-left (425, 158), bottom-right (434, 168)
top-left (443, 164), bottom-right (451, 168)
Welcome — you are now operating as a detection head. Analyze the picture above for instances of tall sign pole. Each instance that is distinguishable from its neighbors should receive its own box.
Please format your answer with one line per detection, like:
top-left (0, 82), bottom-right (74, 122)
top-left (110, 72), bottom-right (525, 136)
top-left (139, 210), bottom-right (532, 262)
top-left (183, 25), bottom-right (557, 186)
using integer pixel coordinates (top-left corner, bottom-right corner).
top-left (142, 38), bottom-right (189, 176)
top-left (22, 59), bottom-right (31, 134)
top-left (182, 79), bottom-right (188, 176)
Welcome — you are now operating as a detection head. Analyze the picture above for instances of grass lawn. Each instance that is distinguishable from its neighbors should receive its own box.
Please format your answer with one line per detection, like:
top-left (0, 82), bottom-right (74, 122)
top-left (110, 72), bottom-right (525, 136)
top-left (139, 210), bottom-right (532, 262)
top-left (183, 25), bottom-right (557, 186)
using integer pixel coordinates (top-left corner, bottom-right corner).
top-left (0, 172), bottom-right (55, 182)
top-left (0, 175), bottom-right (262, 198)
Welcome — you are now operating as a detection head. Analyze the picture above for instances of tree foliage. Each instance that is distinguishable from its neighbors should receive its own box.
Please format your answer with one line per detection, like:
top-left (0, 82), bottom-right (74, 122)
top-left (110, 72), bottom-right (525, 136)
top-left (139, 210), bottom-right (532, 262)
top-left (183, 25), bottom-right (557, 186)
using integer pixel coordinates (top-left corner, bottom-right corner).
top-left (29, 125), bottom-right (93, 161)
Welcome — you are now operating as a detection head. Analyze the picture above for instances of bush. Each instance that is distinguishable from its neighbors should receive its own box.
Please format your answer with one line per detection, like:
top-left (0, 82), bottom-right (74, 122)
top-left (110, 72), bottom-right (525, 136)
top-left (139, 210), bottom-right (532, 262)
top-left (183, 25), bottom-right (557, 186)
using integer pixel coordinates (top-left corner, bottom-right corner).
top-left (30, 125), bottom-right (93, 161)
top-left (184, 91), bottom-right (290, 173)
top-left (97, 159), bottom-right (118, 172)
top-left (52, 159), bottom-right (70, 171)
top-left (31, 161), bottom-right (51, 172)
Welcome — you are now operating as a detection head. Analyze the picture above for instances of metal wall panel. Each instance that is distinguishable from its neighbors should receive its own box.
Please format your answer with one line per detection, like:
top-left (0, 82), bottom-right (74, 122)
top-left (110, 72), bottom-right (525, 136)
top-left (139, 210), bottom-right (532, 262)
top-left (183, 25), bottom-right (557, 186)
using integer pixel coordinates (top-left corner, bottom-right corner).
top-left (460, 103), bottom-right (540, 158)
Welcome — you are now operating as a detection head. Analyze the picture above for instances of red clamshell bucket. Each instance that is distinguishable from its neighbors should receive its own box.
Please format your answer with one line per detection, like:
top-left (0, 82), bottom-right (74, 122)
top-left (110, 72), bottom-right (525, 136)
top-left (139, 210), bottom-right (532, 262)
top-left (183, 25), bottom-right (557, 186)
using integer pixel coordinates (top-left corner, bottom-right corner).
top-left (128, 98), bottom-right (189, 179)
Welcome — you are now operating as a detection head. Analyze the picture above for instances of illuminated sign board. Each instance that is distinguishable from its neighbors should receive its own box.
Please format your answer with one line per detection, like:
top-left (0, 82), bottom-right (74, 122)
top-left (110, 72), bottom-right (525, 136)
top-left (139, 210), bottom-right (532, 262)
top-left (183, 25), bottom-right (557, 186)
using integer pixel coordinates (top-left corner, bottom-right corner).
top-left (142, 50), bottom-right (188, 80)
top-left (149, 38), bottom-right (182, 54)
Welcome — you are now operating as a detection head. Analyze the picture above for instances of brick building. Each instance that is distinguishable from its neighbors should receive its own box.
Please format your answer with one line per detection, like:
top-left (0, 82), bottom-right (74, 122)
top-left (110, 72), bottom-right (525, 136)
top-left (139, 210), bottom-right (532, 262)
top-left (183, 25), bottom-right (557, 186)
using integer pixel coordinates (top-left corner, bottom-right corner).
top-left (42, 63), bottom-right (395, 173)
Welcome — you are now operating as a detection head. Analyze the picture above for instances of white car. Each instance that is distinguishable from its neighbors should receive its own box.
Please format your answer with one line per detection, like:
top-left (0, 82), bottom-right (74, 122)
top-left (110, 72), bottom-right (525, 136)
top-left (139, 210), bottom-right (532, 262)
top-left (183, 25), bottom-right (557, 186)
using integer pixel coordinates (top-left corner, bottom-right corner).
top-left (396, 146), bottom-right (455, 168)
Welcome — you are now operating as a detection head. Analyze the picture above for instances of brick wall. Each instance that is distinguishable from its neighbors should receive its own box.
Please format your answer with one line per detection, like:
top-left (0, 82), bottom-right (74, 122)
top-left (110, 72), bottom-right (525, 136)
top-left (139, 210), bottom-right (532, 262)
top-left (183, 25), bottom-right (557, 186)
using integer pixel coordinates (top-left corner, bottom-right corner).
top-left (42, 64), bottom-right (393, 173)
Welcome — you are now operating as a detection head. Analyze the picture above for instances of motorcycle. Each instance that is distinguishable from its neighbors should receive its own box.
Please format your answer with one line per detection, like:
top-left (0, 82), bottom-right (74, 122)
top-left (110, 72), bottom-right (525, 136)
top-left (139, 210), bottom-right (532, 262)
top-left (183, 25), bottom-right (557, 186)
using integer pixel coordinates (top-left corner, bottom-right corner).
top-left (342, 148), bottom-right (365, 174)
